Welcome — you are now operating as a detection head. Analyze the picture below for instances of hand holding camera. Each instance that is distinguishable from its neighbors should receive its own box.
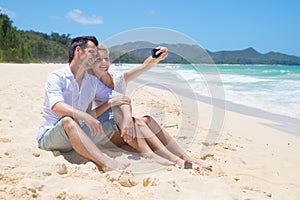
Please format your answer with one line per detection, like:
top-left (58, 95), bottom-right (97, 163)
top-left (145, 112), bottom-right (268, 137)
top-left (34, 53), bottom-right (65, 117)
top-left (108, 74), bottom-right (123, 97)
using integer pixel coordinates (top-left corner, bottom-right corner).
top-left (152, 48), bottom-right (163, 58)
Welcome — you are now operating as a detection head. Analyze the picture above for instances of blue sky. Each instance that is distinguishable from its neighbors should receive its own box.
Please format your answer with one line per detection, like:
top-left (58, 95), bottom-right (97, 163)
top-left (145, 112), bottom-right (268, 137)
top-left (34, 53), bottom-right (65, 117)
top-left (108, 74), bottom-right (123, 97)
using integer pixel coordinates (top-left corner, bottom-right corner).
top-left (1, 0), bottom-right (300, 56)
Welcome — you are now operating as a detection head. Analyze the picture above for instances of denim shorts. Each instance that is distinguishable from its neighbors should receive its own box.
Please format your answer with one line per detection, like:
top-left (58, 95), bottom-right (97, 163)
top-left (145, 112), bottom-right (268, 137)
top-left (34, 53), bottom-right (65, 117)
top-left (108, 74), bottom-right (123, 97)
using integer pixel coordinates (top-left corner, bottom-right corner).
top-left (38, 109), bottom-right (119, 152)
top-left (82, 108), bottom-right (119, 145)
top-left (38, 120), bottom-right (73, 152)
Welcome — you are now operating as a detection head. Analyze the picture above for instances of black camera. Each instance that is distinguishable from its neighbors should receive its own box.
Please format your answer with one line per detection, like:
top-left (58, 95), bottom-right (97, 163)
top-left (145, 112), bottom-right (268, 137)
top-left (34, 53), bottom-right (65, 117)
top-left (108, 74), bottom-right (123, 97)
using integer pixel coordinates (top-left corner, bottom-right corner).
top-left (152, 48), bottom-right (162, 58)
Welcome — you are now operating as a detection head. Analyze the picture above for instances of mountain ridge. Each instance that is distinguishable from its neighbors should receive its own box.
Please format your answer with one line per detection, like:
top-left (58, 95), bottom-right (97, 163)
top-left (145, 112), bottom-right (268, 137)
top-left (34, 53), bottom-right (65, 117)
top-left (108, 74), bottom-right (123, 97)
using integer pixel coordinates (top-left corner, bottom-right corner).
top-left (109, 41), bottom-right (300, 65)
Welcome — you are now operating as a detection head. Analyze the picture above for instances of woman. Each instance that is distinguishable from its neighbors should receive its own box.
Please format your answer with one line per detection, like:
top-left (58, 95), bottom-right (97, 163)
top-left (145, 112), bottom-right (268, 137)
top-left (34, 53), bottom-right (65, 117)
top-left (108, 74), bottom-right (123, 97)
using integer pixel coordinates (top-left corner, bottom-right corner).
top-left (90, 44), bottom-right (212, 171)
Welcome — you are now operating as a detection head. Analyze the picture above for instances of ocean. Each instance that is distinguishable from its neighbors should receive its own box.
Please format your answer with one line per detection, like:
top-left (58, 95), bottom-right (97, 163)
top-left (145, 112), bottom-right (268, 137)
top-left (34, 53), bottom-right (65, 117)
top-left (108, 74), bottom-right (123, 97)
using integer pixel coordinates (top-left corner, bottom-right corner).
top-left (177, 64), bottom-right (300, 119)
top-left (110, 64), bottom-right (300, 134)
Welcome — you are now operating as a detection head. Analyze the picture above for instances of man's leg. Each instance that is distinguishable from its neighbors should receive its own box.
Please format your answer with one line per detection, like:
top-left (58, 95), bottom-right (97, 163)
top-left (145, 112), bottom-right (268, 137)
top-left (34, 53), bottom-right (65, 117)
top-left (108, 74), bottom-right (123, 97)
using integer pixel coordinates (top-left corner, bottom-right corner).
top-left (62, 116), bottom-right (129, 172)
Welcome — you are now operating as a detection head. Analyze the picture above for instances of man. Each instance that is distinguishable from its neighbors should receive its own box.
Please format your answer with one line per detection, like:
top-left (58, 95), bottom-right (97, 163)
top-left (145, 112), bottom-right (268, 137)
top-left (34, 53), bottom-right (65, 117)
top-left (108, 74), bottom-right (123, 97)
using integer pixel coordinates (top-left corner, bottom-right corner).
top-left (37, 36), bottom-right (129, 172)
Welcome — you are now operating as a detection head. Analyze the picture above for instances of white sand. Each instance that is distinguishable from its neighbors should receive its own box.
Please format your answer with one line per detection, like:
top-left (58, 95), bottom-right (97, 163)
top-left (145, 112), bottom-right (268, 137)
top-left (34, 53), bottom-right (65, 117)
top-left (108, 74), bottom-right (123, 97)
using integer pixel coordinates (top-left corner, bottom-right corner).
top-left (0, 63), bottom-right (299, 200)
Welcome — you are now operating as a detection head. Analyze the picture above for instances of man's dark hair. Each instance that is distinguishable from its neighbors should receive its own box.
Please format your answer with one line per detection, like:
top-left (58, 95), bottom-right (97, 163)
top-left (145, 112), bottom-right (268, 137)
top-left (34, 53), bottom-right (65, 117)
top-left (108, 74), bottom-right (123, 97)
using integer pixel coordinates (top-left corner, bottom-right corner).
top-left (68, 36), bottom-right (99, 63)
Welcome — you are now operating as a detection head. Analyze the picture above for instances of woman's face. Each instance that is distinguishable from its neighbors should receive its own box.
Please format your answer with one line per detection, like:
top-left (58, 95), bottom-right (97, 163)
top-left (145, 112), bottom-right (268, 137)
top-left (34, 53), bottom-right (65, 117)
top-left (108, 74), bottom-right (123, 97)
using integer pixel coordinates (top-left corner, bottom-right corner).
top-left (92, 50), bottom-right (110, 77)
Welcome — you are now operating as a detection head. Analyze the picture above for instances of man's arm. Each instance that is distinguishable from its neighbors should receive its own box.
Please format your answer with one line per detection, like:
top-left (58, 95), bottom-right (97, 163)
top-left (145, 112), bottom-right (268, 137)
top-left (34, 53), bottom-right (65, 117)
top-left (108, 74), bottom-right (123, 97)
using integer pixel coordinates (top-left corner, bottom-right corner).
top-left (52, 101), bottom-right (103, 136)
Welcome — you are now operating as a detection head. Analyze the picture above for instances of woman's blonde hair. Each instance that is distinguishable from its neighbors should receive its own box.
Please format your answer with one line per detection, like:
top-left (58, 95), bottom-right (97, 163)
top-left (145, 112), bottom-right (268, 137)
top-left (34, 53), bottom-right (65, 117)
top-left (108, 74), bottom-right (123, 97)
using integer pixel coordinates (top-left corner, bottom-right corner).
top-left (97, 44), bottom-right (109, 55)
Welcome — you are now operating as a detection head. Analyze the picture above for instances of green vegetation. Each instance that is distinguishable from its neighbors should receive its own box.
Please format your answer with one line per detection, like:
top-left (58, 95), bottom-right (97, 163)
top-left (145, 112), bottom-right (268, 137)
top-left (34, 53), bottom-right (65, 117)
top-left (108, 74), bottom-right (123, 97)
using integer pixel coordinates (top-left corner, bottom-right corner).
top-left (0, 14), bottom-right (70, 63)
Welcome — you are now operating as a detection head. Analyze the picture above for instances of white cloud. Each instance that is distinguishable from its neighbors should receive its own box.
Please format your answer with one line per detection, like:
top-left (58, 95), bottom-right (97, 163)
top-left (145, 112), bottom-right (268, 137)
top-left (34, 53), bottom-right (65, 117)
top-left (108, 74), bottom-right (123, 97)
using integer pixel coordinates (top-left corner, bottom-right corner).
top-left (66, 9), bottom-right (103, 25)
top-left (0, 7), bottom-right (16, 18)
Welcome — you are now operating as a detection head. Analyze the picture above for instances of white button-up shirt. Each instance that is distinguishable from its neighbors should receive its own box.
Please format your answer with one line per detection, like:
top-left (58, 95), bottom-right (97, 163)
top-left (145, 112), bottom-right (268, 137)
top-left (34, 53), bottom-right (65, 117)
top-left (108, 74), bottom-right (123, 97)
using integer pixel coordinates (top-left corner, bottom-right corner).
top-left (37, 65), bottom-right (111, 140)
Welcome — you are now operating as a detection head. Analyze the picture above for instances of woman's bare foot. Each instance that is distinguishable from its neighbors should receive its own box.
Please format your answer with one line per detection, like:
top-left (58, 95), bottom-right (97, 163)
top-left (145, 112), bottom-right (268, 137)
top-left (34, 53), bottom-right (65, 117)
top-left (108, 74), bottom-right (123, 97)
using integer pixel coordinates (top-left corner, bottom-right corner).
top-left (180, 154), bottom-right (213, 171)
top-left (175, 159), bottom-right (201, 171)
top-left (193, 159), bottom-right (213, 171)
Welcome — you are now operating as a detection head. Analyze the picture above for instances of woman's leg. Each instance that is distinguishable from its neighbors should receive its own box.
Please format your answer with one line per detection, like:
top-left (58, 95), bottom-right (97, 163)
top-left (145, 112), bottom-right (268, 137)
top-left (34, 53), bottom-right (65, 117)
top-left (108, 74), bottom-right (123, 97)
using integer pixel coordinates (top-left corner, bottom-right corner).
top-left (108, 122), bottom-right (174, 166)
top-left (134, 118), bottom-right (202, 169)
top-left (110, 106), bottom-right (208, 170)
top-left (141, 116), bottom-right (212, 170)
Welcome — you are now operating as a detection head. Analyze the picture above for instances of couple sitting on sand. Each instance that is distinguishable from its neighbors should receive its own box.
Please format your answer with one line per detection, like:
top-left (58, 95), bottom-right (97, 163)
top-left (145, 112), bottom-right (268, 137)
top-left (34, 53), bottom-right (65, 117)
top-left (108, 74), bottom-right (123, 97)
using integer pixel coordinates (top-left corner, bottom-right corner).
top-left (37, 36), bottom-right (212, 172)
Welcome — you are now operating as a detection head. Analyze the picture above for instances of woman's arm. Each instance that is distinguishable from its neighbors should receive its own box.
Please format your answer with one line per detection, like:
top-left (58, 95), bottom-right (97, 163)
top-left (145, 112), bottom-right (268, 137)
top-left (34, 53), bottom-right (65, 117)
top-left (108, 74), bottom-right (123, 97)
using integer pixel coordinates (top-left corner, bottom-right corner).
top-left (89, 97), bottom-right (135, 142)
top-left (123, 47), bottom-right (168, 84)
top-left (117, 104), bottom-right (135, 142)
top-left (91, 96), bottom-right (131, 117)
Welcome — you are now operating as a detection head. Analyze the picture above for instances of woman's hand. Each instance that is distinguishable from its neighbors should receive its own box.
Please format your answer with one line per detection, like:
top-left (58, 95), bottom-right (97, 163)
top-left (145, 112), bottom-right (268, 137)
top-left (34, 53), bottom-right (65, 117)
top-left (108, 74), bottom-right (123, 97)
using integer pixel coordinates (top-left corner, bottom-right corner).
top-left (154, 46), bottom-right (168, 61)
top-left (120, 116), bottom-right (135, 143)
top-left (108, 96), bottom-right (131, 107)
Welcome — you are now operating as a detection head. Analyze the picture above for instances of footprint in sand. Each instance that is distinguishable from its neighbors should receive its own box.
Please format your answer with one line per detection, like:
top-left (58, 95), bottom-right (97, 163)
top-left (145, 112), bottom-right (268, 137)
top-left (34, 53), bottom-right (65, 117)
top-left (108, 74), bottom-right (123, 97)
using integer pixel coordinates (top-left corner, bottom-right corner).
top-left (222, 143), bottom-right (237, 151)
top-left (26, 187), bottom-right (39, 198)
top-left (233, 176), bottom-right (240, 182)
top-left (106, 170), bottom-right (159, 188)
top-left (8, 119), bottom-right (13, 128)
top-left (6, 186), bottom-right (39, 199)
top-left (201, 153), bottom-right (214, 160)
top-left (118, 172), bottom-right (139, 187)
top-left (201, 142), bottom-right (218, 146)
top-left (4, 151), bottom-right (11, 157)
top-left (55, 163), bottom-right (68, 175)
top-left (106, 171), bottom-right (139, 187)
top-left (32, 152), bottom-right (40, 157)
top-left (0, 137), bottom-right (11, 143)
top-left (169, 180), bottom-right (180, 192)
top-left (42, 172), bottom-right (52, 177)
top-left (142, 177), bottom-right (159, 187)
top-left (56, 191), bottom-right (87, 200)
top-left (242, 185), bottom-right (272, 198)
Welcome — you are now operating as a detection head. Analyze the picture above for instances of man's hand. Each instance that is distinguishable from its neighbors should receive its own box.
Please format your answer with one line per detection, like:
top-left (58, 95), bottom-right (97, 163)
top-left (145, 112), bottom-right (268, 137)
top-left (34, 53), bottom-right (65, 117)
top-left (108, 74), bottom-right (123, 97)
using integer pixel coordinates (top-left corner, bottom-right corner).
top-left (83, 113), bottom-right (104, 136)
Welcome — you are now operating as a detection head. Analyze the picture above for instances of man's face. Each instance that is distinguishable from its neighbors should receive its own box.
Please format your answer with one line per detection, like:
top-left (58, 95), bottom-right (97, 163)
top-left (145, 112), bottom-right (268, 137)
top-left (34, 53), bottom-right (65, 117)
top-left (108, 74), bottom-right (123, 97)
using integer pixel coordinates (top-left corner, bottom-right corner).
top-left (80, 41), bottom-right (98, 69)
top-left (83, 41), bottom-right (98, 59)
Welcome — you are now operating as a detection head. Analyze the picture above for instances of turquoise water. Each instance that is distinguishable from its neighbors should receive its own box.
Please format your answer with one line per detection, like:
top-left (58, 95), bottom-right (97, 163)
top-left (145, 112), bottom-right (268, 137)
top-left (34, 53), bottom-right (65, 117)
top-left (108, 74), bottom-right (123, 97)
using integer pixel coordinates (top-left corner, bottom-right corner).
top-left (111, 64), bottom-right (300, 119)
top-left (210, 65), bottom-right (299, 119)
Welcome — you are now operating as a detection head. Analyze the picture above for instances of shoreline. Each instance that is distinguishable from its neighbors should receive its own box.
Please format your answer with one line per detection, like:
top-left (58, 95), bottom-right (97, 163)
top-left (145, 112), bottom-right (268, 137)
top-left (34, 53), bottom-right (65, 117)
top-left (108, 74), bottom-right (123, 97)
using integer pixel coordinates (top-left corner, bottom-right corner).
top-left (133, 77), bottom-right (300, 136)
top-left (196, 94), bottom-right (300, 136)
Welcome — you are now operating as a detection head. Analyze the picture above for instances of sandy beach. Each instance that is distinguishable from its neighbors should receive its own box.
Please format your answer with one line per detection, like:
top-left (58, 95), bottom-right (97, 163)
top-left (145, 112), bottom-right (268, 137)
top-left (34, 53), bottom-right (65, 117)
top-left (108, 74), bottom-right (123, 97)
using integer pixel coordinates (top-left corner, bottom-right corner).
top-left (0, 63), bottom-right (300, 200)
